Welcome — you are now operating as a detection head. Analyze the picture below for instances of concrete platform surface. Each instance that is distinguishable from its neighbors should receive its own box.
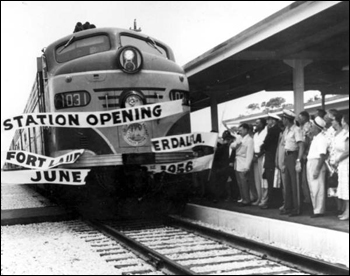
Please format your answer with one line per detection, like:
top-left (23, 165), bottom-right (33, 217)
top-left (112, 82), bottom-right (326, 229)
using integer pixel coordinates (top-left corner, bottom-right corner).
top-left (188, 198), bottom-right (349, 232)
top-left (1, 206), bottom-right (76, 226)
top-left (182, 202), bottom-right (349, 267)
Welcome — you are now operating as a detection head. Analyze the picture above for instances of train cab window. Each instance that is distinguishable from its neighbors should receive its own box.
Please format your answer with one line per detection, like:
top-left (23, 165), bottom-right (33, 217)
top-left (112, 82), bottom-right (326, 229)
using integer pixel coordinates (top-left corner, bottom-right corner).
top-left (120, 35), bottom-right (168, 59)
top-left (56, 35), bottom-right (110, 63)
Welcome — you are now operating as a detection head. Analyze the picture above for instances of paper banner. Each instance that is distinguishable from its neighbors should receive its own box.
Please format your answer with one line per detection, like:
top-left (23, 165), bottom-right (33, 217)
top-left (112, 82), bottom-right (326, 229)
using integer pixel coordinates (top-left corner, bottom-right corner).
top-left (1, 169), bottom-right (90, 185)
top-left (151, 132), bottom-right (218, 153)
top-left (144, 154), bottom-right (214, 174)
top-left (3, 150), bottom-right (84, 170)
top-left (1, 100), bottom-right (183, 131)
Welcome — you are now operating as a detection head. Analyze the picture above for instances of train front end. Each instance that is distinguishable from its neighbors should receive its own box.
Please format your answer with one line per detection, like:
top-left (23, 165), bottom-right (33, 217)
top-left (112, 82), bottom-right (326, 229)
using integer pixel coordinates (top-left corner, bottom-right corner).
top-left (41, 27), bottom-right (192, 217)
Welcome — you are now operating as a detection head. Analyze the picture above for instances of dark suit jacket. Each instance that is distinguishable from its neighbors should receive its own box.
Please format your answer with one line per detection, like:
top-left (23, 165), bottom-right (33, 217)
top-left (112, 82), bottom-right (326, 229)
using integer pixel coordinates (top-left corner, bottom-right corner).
top-left (213, 143), bottom-right (230, 169)
top-left (261, 124), bottom-right (281, 169)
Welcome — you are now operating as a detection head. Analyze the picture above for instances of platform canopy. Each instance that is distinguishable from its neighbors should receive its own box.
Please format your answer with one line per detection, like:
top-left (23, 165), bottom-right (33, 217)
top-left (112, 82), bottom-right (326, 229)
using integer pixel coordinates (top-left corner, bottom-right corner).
top-left (184, 1), bottom-right (349, 112)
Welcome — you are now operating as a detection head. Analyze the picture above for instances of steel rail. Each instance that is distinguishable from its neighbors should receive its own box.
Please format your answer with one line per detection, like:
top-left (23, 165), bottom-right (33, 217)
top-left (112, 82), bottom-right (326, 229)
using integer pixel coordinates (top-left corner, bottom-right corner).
top-left (166, 216), bottom-right (349, 275)
top-left (88, 220), bottom-right (197, 275)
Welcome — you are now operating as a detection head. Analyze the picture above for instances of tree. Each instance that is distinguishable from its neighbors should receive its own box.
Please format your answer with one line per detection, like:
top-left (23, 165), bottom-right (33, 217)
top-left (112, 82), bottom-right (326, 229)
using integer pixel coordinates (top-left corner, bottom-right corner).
top-left (247, 103), bottom-right (260, 111)
top-left (265, 97), bottom-right (286, 109)
top-left (282, 103), bottom-right (294, 109)
top-left (307, 94), bottom-right (321, 103)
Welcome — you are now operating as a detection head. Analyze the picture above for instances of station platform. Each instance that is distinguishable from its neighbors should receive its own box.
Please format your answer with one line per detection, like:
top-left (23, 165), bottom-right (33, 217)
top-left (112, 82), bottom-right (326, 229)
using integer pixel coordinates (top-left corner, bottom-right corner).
top-left (187, 198), bottom-right (349, 232)
top-left (182, 198), bottom-right (349, 267)
top-left (1, 206), bottom-right (75, 226)
top-left (1, 185), bottom-right (75, 226)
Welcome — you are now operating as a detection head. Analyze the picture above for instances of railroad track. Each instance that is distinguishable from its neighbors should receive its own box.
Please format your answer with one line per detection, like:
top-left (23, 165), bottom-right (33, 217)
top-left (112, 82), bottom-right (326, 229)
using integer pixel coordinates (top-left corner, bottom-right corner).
top-left (5, 215), bottom-right (346, 275)
top-left (86, 217), bottom-right (349, 275)
top-left (167, 217), bottom-right (349, 275)
top-left (66, 220), bottom-right (165, 275)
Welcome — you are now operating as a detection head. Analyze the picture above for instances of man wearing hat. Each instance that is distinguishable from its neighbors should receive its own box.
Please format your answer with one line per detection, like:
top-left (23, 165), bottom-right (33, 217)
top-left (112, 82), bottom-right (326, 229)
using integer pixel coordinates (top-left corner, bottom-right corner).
top-left (280, 109), bottom-right (304, 216)
top-left (306, 116), bottom-right (328, 218)
top-left (260, 113), bottom-right (282, 209)
top-left (298, 111), bottom-right (312, 206)
top-left (252, 118), bottom-right (268, 206)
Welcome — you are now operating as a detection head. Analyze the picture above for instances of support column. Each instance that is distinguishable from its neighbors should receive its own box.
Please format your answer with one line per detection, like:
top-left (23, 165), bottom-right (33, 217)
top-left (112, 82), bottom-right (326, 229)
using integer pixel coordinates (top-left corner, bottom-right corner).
top-left (284, 59), bottom-right (312, 115)
top-left (321, 92), bottom-right (326, 110)
top-left (210, 96), bottom-right (219, 133)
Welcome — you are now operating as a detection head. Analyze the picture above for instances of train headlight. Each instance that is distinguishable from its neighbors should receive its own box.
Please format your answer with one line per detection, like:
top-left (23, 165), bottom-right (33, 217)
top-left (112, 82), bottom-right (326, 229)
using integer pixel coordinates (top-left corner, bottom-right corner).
top-left (124, 50), bottom-right (135, 60)
top-left (121, 91), bottom-right (145, 108)
top-left (117, 46), bottom-right (142, 74)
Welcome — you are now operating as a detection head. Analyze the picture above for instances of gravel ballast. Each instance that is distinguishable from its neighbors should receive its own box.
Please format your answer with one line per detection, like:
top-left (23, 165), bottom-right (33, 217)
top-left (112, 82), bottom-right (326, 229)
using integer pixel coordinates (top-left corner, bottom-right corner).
top-left (1, 185), bottom-right (55, 210)
top-left (1, 221), bottom-right (121, 275)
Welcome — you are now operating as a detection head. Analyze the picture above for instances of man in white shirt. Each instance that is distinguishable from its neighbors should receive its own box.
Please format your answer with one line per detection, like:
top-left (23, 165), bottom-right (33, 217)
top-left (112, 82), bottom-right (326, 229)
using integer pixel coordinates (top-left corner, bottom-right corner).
top-left (307, 117), bottom-right (328, 218)
top-left (231, 123), bottom-right (254, 206)
top-left (324, 109), bottom-right (338, 164)
top-left (253, 119), bottom-right (267, 206)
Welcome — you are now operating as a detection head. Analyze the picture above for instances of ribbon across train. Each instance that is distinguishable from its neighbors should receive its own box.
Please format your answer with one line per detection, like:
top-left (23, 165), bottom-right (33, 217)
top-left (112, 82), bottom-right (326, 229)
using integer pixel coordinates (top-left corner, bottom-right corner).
top-left (1, 169), bottom-right (90, 185)
top-left (3, 150), bottom-right (84, 170)
top-left (151, 132), bottom-right (218, 153)
top-left (1, 100), bottom-right (183, 131)
top-left (144, 154), bottom-right (214, 174)
top-left (1, 149), bottom-right (88, 185)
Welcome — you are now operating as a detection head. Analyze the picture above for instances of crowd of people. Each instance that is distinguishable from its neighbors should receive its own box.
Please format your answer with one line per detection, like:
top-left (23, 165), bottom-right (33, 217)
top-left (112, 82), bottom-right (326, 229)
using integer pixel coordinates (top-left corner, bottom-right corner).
top-left (193, 108), bottom-right (349, 221)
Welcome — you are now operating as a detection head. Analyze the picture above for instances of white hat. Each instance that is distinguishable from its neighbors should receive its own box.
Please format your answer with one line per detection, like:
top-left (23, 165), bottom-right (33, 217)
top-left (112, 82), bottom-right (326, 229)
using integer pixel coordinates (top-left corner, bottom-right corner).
top-left (282, 109), bottom-right (296, 119)
top-left (267, 113), bottom-right (281, 121)
top-left (313, 116), bottom-right (326, 130)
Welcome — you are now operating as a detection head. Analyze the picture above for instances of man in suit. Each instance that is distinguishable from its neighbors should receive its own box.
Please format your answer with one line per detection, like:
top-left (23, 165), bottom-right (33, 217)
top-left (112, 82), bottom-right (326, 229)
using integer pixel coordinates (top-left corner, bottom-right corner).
top-left (260, 113), bottom-right (282, 209)
top-left (210, 130), bottom-right (234, 202)
top-left (226, 131), bottom-right (240, 202)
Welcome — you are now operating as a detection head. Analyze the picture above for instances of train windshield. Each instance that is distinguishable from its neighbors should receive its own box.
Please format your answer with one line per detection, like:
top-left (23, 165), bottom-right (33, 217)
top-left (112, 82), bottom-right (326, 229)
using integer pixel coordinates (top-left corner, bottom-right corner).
top-left (56, 35), bottom-right (110, 63)
top-left (120, 35), bottom-right (168, 59)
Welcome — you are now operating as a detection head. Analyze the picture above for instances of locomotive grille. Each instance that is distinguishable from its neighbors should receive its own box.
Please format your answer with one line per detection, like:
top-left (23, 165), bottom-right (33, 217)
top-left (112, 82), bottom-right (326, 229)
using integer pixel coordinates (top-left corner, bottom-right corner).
top-left (95, 88), bottom-right (165, 109)
top-left (79, 136), bottom-right (89, 148)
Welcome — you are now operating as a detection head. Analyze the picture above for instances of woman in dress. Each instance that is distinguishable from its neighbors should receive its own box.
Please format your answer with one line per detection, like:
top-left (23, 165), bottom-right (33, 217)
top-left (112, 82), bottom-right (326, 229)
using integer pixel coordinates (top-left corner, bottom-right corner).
top-left (333, 114), bottom-right (349, 220)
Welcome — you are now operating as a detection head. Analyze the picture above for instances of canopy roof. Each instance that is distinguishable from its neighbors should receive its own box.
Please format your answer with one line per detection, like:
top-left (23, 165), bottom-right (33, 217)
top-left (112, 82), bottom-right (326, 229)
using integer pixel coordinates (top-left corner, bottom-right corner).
top-left (184, 1), bottom-right (349, 112)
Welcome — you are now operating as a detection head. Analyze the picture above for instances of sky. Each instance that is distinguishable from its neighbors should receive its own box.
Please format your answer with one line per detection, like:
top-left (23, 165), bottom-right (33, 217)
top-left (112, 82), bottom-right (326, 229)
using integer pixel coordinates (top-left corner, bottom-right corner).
top-left (1, 1), bottom-right (304, 152)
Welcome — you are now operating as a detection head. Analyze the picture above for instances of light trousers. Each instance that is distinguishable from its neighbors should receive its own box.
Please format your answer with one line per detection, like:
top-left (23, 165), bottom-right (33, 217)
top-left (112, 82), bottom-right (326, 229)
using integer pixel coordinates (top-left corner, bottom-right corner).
top-left (307, 159), bottom-right (326, 215)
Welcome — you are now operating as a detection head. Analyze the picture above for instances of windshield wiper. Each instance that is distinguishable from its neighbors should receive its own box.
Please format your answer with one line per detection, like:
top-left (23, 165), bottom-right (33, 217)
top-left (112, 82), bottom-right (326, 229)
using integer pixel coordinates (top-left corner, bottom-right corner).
top-left (59, 36), bottom-right (75, 53)
top-left (146, 37), bottom-right (163, 55)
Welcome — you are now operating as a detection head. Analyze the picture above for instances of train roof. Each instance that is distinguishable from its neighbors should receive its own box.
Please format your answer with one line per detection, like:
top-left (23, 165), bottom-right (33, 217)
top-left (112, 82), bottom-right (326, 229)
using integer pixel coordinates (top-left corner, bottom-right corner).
top-left (44, 27), bottom-right (174, 60)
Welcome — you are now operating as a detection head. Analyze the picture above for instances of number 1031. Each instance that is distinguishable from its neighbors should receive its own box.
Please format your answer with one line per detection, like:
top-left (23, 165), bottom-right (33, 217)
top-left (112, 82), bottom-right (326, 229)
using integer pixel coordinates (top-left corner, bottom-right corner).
top-left (55, 91), bottom-right (90, 109)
